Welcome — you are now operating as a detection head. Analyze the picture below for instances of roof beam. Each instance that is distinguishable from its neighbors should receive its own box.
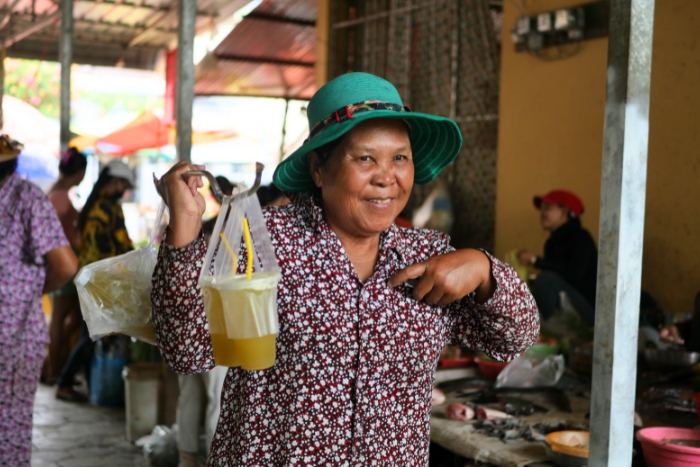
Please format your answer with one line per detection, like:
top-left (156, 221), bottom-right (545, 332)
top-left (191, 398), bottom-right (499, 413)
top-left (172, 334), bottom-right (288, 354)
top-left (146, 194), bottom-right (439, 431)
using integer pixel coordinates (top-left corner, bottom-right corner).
top-left (244, 11), bottom-right (315, 27)
top-left (75, 0), bottom-right (216, 18)
top-left (214, 53), bottom-right (315, 68)
top-left (3, 9), bottom-right (59, 47)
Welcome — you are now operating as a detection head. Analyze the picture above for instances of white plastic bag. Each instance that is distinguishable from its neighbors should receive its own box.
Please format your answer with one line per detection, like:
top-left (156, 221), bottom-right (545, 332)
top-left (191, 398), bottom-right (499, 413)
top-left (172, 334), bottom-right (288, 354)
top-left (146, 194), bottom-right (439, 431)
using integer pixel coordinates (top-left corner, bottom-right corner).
top-left (75, 203), bottom-right (168, 344)
top-left (495, 353), bottom-right (565, 388)
top-left (198, 187), bottom-right (281, 369)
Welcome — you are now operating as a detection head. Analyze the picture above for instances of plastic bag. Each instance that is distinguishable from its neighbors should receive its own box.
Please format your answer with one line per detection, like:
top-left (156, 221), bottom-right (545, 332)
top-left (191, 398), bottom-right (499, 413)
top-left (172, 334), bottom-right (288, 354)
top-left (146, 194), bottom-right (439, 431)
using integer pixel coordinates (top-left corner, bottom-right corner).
top-left (136, 425), bottom-right (179, 467)
top-left (495, 353), bottom-right (565, 388)
top-left (198, 187), bottom-right (281, 369)
top-left (75, 203), bottom-right (168, 344)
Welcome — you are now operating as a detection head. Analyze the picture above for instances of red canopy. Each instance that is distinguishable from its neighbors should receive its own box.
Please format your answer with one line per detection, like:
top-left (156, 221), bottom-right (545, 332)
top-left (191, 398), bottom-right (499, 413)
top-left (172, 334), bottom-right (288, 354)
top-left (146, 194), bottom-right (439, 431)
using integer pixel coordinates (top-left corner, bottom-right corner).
top-left (96, 111), bottom-right (168, 156)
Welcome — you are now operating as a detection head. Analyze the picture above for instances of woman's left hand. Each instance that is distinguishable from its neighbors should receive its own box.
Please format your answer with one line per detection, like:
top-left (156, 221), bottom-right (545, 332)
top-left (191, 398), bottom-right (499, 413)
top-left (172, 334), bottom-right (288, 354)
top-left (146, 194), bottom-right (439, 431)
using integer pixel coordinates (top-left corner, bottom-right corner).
top-left (388, 249), bottom-right (496, 305)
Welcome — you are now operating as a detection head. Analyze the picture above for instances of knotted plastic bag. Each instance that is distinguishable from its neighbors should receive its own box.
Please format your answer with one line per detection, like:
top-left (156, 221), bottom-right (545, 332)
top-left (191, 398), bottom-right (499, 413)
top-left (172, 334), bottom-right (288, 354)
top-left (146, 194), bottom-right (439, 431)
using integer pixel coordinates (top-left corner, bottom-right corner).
top-left (199, 187), bottom-right (281, 370)
top-left (75, 203), bottom-right (168, 344)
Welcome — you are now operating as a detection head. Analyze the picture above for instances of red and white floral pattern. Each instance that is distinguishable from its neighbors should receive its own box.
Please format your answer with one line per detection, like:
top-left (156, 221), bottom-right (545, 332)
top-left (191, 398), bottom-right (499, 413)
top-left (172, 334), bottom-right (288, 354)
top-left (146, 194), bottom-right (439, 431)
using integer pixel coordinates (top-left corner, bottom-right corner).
top-left (152, 198), bottom-right (539, 466)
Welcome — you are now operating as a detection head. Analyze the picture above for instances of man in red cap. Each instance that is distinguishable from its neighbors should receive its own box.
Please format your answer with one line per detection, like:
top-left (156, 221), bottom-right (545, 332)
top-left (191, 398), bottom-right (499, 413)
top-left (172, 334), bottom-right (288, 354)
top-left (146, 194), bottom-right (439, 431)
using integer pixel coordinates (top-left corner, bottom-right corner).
top-left (518, 190), bottom-right (598, 326)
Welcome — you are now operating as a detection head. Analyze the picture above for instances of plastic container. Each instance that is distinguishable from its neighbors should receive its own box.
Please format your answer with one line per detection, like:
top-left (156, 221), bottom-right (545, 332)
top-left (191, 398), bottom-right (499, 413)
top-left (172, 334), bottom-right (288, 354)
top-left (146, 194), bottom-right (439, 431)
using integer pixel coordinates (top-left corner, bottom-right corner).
top-left (526, 344), bottom-right (561, 356)
top-left (438, 356), bottom-right (475, 368)
top-left (201, 276), bottom-right (241, 368)
top-left (636, 427), bottom-right (700, 467)
top-left (123, 363), bottom-right (162, 442)
top-left (90, 338), bottom-right (126, 406)
top-left (546, 431), bottom-right (589, 458)
top-left (474, 356), bottom-right (508, 379)
top-left (217, 271), bottom-right (281, 371)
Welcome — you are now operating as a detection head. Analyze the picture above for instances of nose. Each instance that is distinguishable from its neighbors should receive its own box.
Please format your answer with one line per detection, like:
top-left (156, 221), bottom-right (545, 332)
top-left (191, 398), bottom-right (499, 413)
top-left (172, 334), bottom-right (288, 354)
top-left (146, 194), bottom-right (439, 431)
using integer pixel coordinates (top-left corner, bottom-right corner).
top-left (371, 160), bottom-right (397, 187)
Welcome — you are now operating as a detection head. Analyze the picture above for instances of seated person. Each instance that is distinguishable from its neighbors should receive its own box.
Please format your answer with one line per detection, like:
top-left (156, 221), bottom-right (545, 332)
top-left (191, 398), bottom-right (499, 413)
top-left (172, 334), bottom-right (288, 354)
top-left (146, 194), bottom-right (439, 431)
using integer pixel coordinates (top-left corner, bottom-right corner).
top-left (659, 291), bottom-right (700, 352)
top-left (518, 190), bottom-right (598, 326)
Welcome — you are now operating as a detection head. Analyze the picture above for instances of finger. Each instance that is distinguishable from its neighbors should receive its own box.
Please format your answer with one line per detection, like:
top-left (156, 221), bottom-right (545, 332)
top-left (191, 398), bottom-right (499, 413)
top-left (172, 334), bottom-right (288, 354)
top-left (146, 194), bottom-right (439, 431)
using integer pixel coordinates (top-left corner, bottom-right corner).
top-left (424, 287), bottom-right (445, 306)
top-left (437, 294), bottom-right (459, 307)
top-left (412, 274), bottom-right (435, 301)
top-left (388, 262), bottom-right (427, 287)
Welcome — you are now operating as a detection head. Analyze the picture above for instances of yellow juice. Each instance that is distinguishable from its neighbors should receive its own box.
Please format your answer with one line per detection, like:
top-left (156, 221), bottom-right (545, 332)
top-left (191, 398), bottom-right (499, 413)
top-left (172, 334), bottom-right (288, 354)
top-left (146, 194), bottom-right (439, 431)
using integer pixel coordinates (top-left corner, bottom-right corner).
top-left (202, 284), bottom-right (240, 367)
top-left (232, 334), bottom-right (277, 371)
top-left (210, 333), bottom-right (241, 367)
top-left (216, 271), bottom-right (281, 371)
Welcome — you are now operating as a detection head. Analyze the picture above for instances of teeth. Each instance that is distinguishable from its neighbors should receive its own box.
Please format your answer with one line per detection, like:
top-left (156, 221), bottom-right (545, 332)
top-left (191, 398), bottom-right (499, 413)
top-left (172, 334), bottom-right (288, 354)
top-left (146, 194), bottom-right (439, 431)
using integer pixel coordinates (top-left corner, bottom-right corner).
top-left (368, 199), bottom-right (391, 204)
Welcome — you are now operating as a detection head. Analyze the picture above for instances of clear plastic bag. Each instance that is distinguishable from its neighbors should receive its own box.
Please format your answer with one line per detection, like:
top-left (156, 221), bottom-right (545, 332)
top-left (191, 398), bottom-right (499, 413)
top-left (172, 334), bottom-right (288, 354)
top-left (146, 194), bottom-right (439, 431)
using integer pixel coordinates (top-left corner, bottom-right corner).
top-left (495, 354), bottom-right (565, 388)
top-left (75, 203), bottom-right (168, 344)
top-left (199, 187), bottom-right (281, 370)
top-left (136, 425), bottom-right (179, 467)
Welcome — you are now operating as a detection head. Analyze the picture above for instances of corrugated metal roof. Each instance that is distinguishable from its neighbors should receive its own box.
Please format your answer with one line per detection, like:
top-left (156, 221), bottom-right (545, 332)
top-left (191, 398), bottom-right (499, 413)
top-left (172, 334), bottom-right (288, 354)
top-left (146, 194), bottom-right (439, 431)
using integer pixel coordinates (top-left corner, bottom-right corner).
top-left (194, 0), bottom-right (317, 100)
top-left (2, 0), bottom-right (249, 69)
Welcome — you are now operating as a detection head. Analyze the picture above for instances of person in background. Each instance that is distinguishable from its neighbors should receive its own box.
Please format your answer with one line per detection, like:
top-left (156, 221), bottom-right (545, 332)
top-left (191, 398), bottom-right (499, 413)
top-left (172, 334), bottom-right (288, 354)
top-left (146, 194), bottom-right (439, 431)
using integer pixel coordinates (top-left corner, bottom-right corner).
top-left (0, 135), bottom-right (78, 466)
top-left (179, 174), bottom-right (233, 467)
top-left (659, 291), bottom-right (700, 352)
top-left (518, 190), bottom-right (598, 326)
top-left (44, 148), bottom-right (88, 387)
top-left (54, 160), bottom-right (134, 402)
top-left (256, 183), bottom-right (290, 208)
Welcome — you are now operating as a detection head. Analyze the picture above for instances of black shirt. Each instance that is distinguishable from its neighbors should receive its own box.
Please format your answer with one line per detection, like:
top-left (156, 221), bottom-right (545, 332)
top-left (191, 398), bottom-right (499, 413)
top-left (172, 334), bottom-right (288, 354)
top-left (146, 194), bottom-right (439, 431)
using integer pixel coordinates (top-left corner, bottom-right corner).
top-left (534, 219), bottom-right (598, 306)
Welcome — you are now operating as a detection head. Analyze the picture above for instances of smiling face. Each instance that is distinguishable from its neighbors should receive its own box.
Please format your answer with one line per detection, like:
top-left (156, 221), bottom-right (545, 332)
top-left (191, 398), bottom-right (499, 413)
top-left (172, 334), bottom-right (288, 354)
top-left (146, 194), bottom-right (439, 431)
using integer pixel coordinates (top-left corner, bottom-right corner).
top-left (309, 118), bottom-right (414, 241)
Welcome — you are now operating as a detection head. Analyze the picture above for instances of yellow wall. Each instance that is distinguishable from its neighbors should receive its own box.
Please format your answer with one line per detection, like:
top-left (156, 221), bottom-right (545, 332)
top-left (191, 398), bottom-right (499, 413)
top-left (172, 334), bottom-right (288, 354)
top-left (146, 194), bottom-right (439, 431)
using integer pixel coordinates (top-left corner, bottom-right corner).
top-left (496, 0), bottom-right (700, 315)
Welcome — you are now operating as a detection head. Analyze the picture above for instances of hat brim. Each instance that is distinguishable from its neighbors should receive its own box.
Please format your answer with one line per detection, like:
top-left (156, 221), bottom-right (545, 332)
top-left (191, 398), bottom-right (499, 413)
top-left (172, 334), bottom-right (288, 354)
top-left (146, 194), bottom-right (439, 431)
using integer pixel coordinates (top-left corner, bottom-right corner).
top-left (273, 111), bottom-right (463, 193)
top-left (0, 151), bottom-right (21, 163)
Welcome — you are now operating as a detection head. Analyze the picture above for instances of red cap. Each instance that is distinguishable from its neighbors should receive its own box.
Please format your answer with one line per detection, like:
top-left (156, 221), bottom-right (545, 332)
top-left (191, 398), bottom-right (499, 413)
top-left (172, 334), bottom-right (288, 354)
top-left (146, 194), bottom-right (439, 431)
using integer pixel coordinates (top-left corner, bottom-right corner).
top-left (534, 190), bottom-right (584, 216)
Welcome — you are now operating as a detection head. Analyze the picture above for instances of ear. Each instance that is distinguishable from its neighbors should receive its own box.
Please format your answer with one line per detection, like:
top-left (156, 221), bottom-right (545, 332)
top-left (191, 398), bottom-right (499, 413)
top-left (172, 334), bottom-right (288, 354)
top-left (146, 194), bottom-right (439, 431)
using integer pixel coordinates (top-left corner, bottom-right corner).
top-left (307, 151), bottom-right (324, 189)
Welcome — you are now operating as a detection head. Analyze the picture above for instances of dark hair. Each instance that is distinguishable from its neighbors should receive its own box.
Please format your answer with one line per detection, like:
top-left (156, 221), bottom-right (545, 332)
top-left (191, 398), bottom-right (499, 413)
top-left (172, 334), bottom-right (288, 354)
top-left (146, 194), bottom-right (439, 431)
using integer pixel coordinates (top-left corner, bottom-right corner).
top-left (78, 169), bottom-right (115, 232)
top-left (286, 137), bottom-right (344, 203)
top-left (257, 183), bottom-right (286, 207)
top-left (59, 148), bottom-right (88, 176)
top-left (214, 176), bottom-right (234, 197)
top-left (0, 158), bottom-right (18, 181)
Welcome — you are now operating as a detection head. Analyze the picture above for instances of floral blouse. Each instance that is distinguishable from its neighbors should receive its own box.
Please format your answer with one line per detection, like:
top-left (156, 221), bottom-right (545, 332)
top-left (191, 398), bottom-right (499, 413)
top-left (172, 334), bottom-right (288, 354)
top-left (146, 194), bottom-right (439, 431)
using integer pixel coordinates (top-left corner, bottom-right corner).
top-left (151, 198), bottom-right (539, 467)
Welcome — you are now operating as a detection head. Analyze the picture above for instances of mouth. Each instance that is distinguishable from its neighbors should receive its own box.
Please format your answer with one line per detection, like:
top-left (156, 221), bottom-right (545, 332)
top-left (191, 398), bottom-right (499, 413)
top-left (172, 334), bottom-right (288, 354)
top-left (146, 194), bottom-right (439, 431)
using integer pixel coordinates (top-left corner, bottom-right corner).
top-left (364, 198), bottom-right (395, 207)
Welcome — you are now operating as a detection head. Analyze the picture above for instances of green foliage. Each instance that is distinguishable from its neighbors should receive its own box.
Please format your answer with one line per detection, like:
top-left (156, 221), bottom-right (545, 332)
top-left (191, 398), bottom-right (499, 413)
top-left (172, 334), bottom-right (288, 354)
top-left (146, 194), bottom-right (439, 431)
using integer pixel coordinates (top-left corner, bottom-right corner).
top-left (4, 58), bottom-right (61, 118)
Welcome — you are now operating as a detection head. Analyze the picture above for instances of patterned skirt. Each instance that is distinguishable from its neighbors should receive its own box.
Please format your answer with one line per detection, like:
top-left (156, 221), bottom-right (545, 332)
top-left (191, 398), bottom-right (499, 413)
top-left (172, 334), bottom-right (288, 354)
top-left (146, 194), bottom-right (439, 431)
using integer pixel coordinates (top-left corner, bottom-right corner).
top-left (0, 341), bottom-right (44, 467)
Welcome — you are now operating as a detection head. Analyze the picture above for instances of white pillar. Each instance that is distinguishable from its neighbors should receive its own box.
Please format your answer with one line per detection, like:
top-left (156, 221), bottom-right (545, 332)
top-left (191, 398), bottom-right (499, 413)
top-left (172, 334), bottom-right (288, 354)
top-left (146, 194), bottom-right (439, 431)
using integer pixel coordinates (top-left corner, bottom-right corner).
top-left (588, 0), bottom-right (655, 465)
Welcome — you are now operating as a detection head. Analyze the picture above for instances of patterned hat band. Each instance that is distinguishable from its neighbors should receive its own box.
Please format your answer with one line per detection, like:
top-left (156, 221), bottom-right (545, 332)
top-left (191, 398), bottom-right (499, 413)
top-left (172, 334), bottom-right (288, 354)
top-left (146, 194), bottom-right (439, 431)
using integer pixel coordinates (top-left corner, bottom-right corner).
top-left (307, 100), bottom-right (412, 140)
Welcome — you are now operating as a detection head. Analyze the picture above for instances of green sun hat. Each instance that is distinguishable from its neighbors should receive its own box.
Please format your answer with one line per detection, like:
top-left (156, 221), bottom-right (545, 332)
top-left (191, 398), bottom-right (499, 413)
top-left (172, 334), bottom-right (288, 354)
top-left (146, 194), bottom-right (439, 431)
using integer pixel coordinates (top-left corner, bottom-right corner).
top-left (273, 72), bottom-right (463, 193)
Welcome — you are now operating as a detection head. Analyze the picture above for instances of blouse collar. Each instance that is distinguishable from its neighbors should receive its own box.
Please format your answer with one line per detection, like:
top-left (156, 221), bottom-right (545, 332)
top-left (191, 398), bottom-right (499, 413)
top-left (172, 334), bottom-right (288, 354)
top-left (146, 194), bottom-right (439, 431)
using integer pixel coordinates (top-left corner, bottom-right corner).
top-left (299, 197), bottom-right (409, 266)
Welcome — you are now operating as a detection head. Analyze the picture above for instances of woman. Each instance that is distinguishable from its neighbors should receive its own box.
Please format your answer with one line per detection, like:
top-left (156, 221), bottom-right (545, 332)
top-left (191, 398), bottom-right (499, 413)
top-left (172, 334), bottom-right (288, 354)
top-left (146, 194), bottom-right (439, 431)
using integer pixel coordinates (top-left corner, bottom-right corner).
top-left (518, 190), bottom-right (598, 326)
top-left (44, 148), bottom-right (88, 389)
top-left (53, 160), bottom-right (134, 401)
top-left (0, 135), bottom-right (78, 465)
top-left (153, 73), bottom-right (539, 466)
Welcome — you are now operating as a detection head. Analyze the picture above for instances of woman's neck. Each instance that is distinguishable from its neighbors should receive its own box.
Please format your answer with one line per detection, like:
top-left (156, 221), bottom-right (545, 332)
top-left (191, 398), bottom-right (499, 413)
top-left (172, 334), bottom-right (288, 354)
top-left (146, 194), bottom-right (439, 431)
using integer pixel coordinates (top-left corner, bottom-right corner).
top-left (52, 176), bottom-right (74, 191)
top-left (331, 228), bottom-right (381, 283)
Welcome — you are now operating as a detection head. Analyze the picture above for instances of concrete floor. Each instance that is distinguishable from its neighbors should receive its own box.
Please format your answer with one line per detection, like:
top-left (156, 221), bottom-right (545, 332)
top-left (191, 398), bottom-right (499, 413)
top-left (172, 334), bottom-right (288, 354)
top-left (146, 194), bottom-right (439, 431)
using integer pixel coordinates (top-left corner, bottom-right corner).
top-left (31, 385), bottom-right (148, 467)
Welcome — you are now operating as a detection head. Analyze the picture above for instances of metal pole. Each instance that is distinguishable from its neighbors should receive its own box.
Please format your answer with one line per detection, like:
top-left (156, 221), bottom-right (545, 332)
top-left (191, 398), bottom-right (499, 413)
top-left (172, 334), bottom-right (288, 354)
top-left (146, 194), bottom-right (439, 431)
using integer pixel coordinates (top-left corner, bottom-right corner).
top-left (0, 47), bottom-right (5, 129)
top-left (175, 0), bottom-right (196, 163)
top-left (588, 0), bottom-right (655, 465)
top-left (58, 0), bottom-right (73, 153)
top-left (279, 98), bottom-right (289, 162)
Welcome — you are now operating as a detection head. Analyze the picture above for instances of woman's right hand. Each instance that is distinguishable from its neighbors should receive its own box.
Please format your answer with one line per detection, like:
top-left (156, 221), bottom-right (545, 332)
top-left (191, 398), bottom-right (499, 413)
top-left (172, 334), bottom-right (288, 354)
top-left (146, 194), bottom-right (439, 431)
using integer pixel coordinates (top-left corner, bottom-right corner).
top-left (159, 161), bottom-right (206, 248)
top-left (659, 324), bottom-right (684, 345)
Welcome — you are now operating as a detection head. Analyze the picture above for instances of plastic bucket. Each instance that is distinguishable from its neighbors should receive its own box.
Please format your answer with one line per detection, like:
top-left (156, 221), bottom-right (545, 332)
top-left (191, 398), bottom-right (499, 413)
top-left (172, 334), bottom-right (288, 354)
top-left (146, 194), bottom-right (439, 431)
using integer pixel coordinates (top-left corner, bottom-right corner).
top-left (123, 363), bottom-right (162, 442)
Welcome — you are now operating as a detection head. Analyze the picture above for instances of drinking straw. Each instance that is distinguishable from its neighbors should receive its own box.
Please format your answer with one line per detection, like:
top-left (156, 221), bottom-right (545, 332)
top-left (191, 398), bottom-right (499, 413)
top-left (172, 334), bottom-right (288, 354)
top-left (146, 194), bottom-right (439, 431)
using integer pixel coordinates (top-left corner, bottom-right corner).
top-left (219, 233), bottom-right (238, 275)
top-left (242, 217), bottom-right (255, 280)
top-left (242, 217), bottom-right (262, 336)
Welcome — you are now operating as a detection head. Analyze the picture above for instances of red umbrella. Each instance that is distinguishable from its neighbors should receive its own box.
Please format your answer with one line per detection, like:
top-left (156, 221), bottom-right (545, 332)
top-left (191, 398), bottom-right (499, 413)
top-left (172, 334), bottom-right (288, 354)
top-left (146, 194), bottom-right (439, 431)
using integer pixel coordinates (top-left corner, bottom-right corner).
top-left (96, 111), bottom-right (168, 156)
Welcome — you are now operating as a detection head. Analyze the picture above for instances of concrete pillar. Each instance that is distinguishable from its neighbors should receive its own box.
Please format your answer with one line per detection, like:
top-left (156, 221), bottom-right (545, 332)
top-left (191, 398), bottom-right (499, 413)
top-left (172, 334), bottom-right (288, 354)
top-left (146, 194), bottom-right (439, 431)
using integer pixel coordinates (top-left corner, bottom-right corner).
top-left (175, 0), bottom-right (196, 163)
top-left (588, 0), bottom-right (655, 465)
top-left (59, 0), bottom-right (73, 152)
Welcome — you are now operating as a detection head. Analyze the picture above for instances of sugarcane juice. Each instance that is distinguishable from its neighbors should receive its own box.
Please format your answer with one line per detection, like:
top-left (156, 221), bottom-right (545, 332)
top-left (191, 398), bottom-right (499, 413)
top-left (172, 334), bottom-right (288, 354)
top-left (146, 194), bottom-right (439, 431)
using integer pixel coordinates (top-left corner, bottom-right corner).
top-left (217, 271), bottom-right (280, 371)
top-left (202, 281), bottom-right (240, 367)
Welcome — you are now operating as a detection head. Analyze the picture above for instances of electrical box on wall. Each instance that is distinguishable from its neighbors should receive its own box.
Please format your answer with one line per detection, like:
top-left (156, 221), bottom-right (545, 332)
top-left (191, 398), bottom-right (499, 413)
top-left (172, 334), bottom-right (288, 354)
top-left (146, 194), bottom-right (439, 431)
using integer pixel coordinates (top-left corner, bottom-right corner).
top-left (511, 0), bottom-right (609, 53)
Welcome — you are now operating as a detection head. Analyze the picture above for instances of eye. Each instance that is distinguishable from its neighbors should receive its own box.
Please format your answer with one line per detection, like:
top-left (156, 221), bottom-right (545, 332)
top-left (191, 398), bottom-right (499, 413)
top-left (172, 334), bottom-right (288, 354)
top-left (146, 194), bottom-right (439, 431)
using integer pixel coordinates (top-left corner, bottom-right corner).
top-left (358, 155), bottom-right (372, 162)
top-left (393, 154), bottom-right (408, 161)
